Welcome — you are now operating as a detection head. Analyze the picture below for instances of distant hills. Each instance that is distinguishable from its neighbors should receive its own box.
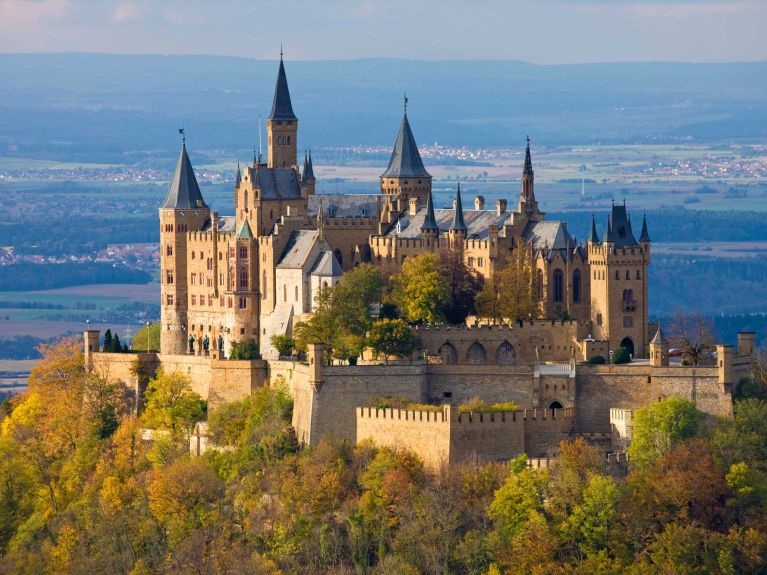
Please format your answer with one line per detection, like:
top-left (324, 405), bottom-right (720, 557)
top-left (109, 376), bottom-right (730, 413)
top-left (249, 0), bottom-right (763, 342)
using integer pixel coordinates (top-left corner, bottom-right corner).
top-left (1, 53), bottom-right (766, 163)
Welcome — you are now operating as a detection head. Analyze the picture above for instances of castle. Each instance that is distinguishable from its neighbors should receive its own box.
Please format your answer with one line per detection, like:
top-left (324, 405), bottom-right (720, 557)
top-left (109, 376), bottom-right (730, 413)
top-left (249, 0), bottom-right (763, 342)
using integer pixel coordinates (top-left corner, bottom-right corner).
top-left (85, 57), bottom-right (755, 467)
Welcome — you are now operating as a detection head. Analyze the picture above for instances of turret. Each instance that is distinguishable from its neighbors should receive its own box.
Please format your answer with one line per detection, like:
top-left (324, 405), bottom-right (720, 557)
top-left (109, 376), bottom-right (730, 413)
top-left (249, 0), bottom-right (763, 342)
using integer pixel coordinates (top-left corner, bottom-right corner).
top-left (588, 214), bottom-right (600, 244)
top-left (448, 182), bottom-right (467, 249)
top-left (301, 150), bottom-right (316, 197)
top-left (266, 52), bottom-right (298, 169)
top-left (159, 132), bottom-right (210, 355)
top-left (649, 326), bottom-right (669, 367)
top-left (420, 187), bottom-right (439, 243)
top-left (518, 136), bottom-right (542, 221)
top-left (380, 95), bottom-right (432, 205)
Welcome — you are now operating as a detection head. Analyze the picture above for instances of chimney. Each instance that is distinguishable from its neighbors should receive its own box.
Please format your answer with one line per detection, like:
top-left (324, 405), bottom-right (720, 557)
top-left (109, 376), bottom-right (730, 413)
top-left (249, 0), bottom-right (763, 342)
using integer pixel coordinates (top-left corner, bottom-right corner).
top-left (496, 199), bottom-right (508, 215)
top-left (408, 197), bottom-right (420, 215)
top-left (474, 195), bottom-right (485, 210)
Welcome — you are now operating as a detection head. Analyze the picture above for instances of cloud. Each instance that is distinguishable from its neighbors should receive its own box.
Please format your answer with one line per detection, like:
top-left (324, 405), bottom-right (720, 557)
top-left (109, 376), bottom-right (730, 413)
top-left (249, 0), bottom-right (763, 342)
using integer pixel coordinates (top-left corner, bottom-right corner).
top-left (0, 0), bottom-right (69, 30)
top-left (111, 1), bottom-right (147, 23)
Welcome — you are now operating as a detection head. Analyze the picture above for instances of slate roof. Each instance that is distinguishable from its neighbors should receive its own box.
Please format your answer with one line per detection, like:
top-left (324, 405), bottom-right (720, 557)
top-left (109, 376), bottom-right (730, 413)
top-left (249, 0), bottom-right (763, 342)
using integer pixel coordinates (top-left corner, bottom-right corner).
top-left (639, 214), bottom-right (651, 242)
top-left (268, 57), bottom-right (297, 121)
top-left (450, 183), bottom-right (467, 232)
top-left (236, 219), bottom-right (254, 239)
top-left (161, 142), bottom-right (207, 209)
top-left (277, 230), bottom-right (319, 268)
top-left (201, 216), bottom-right (236, 234)
top-left (381, 113), bottom-right (431, 179)
top-left (302, 151), bottom-right (315, 182)
top-left (307, 194), bottom-right (379, 218)
top-left (311, 251), bottom-right (343, 276)
top-left (384, 207), bottom-right (513, 239)
top-left (604, 203), bottom-right (639, 248)
top-left (522, 221), bottom-right (573, 251)
top-left (249, 166), bottom-right (301, 200)
top-left (421, 189), bottom-right (438, 232)
top-left (651, 326), bottom-right (668, 345)
top-left (589, 215), bottom-right (600, 243)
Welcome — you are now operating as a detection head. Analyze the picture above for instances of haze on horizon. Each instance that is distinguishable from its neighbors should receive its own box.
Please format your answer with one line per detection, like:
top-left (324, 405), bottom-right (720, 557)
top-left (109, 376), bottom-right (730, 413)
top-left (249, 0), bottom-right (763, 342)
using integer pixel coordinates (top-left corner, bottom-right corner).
top-left (0, 0), bottom-right (765, 64)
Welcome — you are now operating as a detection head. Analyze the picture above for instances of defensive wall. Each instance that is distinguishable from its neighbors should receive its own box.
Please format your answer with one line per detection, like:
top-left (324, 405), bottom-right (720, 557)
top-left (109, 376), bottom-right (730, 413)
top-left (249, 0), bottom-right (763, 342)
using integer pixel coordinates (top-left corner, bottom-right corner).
top-left (356, 405), bottom-right (575, 469)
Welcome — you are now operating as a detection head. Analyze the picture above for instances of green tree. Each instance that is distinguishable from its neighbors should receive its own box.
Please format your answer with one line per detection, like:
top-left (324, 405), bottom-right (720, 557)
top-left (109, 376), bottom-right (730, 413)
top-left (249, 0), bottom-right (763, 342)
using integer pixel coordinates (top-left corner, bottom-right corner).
top-left (562, 475), bottom-right (620, 559)
top-left (393, 253), bottom-right (449, 324)
top-left (611, 346), bottom-right (631, 364)
top-left (367, 319), bottom-right (420, 364)
top-left (627, 397), bottom-right (702, 468)
top-left (476, 247), bottom-right (538, 322)
top-left (141, 370), bottom-right (206, 440)
top-left (440, 248), bottom-right (482, 325)
top-left (132, 322), bottom-right (161, 352)
top-left (294, 287), bottom-right (338, 364)
top-left (229, 338), bottom-right (260, 360)
top-left (270, 334), bottom-right (296, 357)
top-left (103, 329), bottom-right (113, 352)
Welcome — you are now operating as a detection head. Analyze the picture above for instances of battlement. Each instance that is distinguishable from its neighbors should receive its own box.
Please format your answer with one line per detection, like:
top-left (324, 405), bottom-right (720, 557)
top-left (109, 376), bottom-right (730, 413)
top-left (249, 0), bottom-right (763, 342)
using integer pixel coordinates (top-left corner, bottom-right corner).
top-left (322, 215), bottom-right (378, 228)
top-left (356, 406), bottom-right (449, 423)
top-left (414, 319), bottom-right (585, 333)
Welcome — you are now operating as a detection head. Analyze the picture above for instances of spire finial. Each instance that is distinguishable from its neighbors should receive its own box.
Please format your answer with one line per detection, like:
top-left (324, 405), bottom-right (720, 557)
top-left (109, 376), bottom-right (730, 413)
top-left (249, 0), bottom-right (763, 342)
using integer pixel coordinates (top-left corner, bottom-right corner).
top-left (404, 92), bottom-right (408, 115)
top-left (179, 127), bottom-right (185, 145)
top-left (280, 44), bottom-right (283, 60)
top-left (526, 134), bottom-right (530, 147)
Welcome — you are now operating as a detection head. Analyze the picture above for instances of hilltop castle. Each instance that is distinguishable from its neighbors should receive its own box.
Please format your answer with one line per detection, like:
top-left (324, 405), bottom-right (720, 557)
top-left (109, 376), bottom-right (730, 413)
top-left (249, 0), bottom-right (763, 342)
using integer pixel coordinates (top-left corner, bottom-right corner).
top-left (159, 56), bottom-right (650, 362)
top-left (85, 57), bottom-right (755, 466)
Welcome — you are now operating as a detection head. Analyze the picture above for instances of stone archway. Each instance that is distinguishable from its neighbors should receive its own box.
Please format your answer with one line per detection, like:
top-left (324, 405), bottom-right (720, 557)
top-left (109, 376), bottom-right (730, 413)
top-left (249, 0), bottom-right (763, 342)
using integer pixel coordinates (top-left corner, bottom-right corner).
top-left (620, 336), bottom-right (635, 358)
top-left (549, 400), bottom-right (564, 417)
top-left (466, 342), bottom-right (487, 365)
top-left (495, 341), bottom-right (516, 365)
top-left (439, 342), bottom-right (458, 365)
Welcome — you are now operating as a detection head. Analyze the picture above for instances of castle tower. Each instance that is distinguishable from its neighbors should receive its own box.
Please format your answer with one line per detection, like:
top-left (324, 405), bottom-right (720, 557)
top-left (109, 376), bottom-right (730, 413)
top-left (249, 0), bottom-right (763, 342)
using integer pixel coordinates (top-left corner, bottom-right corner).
top-left (448, 183), bottom-right (467, 250)
top-left (587, 203), bottom-right (650, 358)
top-left (300, 150), bottom-right (316, 197)
top-left (518, 137), bottom-right (542, 221)
top-left (266, 53), bottom-right (298, 169)
top-left (649, 326), bottom-right (669, 367)
top-left (380, 95), bottom-right (432, 205)
top-left (420, 186), bottom-right (439, 248)
top-left (159, 134), bottom-right (210, 355)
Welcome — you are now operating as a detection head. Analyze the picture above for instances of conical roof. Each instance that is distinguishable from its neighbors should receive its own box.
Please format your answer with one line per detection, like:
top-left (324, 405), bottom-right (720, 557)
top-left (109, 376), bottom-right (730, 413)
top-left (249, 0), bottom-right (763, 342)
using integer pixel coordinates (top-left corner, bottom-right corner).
top-left (161, 140), bottom-right (206, 209)
top-left (450, 183), bottom-right (467, 232)
top-left (381, 113), bottom-right (430, 179)
top-left (589, 214), bottom-right (600, 243)
top-left (639, 213), bottom-right (651, 242)
top-left (651, 326), bottom-right (668, 345)
top-left (235, 162), bottom-right (242, 187)
top-left (523, 136), bottom-right (533, 175)
top-left (268, 57), bottom-right (297, 121)
top-left (236, 219), bottom-right (254, 239)
top-left (421, 188), bottom-right (438, 232)
top-left (303, 150), bottom-right (315, 182)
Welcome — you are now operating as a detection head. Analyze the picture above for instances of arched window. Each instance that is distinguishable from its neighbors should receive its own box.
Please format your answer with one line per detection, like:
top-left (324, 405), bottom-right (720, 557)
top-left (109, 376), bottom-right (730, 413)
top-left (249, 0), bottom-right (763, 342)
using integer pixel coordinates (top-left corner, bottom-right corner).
top-left (573, 269), bottom-right (582, 304)
top-left (615, 270), bottom-right (619, 280)
top-left (553, 269), bottom-right (564, 303)
top-left (466, 342), bottom-right (487, 365)
top-left (295, 285), bottom-right (299, 302)
top-left (636, 269), bottom-right (641, 280)
top-left (283, 284), bottom-right (287, 302)
top-left (623, 288), bottom-right (634, 302)
top-left (244, 190), bottom-right (248, 208)
top-left (536, 269), bottom-right (544, 300)
top-left (625, 270), bottom-right (630, 280)
top-left (239, 267), bottom-right (248, 289)
top-left (262, 271), bottom-right (267, 299)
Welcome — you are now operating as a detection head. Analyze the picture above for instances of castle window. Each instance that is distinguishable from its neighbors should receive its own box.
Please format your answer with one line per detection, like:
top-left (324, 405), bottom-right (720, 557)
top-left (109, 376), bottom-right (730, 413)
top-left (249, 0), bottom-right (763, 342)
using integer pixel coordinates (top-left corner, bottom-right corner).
top-left (553, 269), bottom-right (564, 303)
top-left (239, 267), bottom-right (248, 289)
top-left (295, 285), bottom-right (299, 302)
top-left (468, 257), bottom-right (474, 266)
top-left (220, 296), bottom-right (224, 306)
top-left (166, 245), bottom-right (173, 256)
top-left (200, 251), bottom-right (203, 260)
top-left (262, 271), bottom-right (267, 299)
top-left (207, 258), bottom-right (213, 271)
top-left (597, 313), bottom-right (603, 326)
top-left (536, 269), bottom-right (544, 300)
top-left (208, 295), bottom-right (213, 306)
top-left (166, 294), bottom-right (173, 305)
top-left (219, 251), bottom-right (223, 260)
top-left (199, 295), bottom-right (204, 307)
top-left (283, 284), bottom-right (287, 302)
top-left (244, 190), bottom-right (248, 207)
top-left (166, 270), bottom-right (174, 284)
top-left (615, 270), bottom-right (619, 280)
top-left (207, 278), bottom-right (212, 288)
top-left (219, 273), bottom-right (225, 286)
top-left (478, 257), bottom-right (484, 267)
top-left (228, 297), bottom-right (232, 308)
top-left (625, 270), bottom-right (630, 280)
top-left (573, 269), bottom-right (582, 304)
top-left (239, 246), bottom-right (248, 259)
top-left (191, 273), bottom-right (196, 285)
top-left (239, 297), bottom-right (247, 310)
top-left (191, 295), bottom-right (196, 306)
top-left (191, 251), bottom-right (195, 260)
top-left (287, 136), bottom-right (291, 144)
top-left (636, 270), bottom-right (641, 280)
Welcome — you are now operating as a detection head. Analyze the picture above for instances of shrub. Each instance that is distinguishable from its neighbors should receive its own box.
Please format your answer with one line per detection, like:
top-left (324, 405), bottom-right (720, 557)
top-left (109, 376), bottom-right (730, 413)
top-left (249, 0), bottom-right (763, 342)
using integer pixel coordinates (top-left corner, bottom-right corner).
top-left (229, 339), bottom-right (260, 360)
top-left (611, 347), bottom-right (631, 364)
top-left (271, 334), bottom-right (295, 357)
top-left (588, 355), bottom-right (606, 365)
top-left (458, 397), bottom-right (520, 413)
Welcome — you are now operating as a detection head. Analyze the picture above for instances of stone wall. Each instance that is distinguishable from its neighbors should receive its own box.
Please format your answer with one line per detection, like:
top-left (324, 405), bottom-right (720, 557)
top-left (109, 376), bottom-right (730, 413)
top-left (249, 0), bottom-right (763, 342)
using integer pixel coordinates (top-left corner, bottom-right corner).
top-left (355, 405), bottom-right (575, 469)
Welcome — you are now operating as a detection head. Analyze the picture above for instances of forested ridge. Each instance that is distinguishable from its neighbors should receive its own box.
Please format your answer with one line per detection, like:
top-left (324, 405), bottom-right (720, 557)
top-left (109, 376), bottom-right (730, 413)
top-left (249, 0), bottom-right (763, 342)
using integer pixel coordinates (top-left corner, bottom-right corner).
top-left (2, 339), bottom-right (767, 574)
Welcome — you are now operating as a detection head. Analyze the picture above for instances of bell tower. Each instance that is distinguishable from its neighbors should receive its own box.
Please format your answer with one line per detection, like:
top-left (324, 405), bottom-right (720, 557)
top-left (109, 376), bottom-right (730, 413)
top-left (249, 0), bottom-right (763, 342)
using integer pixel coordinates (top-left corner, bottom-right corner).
top-left (266, 51), bottom-right (298, 169)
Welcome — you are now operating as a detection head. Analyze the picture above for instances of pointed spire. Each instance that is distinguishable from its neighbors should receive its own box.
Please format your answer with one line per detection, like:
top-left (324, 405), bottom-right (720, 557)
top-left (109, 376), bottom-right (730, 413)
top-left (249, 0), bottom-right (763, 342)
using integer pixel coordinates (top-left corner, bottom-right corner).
top-left (268, 54), bottom-right (297, 121)
top-left (236, 219), bottom-right (253, 239)
top-left (639, 213), bottom-right (651, 242)
top-left (603, 215), bottom-right (613, 243)
top-left (450, 182), bottom-right (467, 232)
top-left (651, 326), bottom-right (668, 345)
top-left (523, 135), bottom-right (533, 175)
top-left (253, 147), bottom-right (258, 166)
top-left (235, 161), bottom-right (242, 187)
top-left (589, 214), bottom-right (600, 243)
top-left (421, 187), bottom-right (438, 233)
top-left (381, 102), bottom-right (430, 179)
top-left (304, 149), bottom-right (315, 181)
top-left (317, 198), bottom-right (324, 240)
top-left (161, 135), bottom-right (206, 209)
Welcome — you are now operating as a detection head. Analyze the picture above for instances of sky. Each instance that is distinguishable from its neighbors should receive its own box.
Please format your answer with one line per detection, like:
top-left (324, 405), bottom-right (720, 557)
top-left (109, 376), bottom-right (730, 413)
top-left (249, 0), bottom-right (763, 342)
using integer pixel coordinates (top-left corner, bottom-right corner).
top-left (0, 0), bottom-right (765, 64)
